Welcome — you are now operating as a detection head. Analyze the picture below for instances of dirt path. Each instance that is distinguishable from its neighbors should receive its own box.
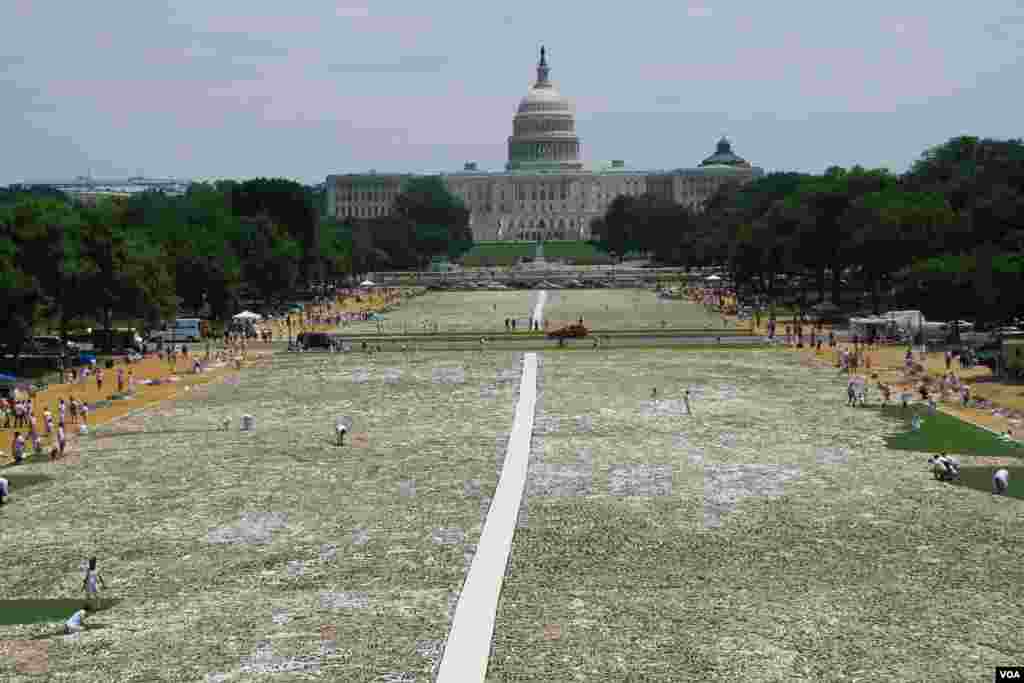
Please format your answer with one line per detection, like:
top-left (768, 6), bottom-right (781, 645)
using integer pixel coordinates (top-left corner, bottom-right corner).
top-left (1, 289), bottom-right (415, 465)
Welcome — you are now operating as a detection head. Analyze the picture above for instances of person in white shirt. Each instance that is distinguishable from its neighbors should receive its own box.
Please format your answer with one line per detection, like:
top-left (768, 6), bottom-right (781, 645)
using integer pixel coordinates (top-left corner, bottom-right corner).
top-left (336, 422), bottom-right (348, 447)
top-left (82, 557), bottom-right (106, 610)
top-left (0, 476), bottom-right (9, 504)
top-left (993, 468), bottom-right (1010, 496)
top-left (683, 389), bottom-right (692, 416)
top-left (64, 609), bottom-right (86, 634)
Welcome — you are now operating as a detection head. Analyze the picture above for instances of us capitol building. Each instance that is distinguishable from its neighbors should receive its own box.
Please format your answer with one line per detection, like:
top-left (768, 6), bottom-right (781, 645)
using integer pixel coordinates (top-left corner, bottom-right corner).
top-left (326, 47), bottom-right (763, 242)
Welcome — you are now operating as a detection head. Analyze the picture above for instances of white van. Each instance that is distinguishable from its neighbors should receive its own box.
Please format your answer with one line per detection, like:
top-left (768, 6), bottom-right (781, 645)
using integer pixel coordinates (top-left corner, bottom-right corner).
top-left (151, 318), bottom-right (204, 343)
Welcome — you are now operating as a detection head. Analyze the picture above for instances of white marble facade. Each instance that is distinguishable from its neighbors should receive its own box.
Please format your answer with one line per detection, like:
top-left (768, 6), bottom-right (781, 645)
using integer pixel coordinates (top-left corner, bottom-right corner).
top-left (326, 48), bottom-right (763, 242)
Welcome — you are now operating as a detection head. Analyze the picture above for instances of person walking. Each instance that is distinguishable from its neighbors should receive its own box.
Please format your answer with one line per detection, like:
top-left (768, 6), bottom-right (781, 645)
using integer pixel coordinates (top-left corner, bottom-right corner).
top-left (0, 476), bottom-right (9, 504)
top-left (57, 424), bottom-right (66, 458)
top-left (336, 421), bottom-right (347, 447)
top-left (683, 389), bottom-right (692, 415)
top-left (82, 557), bottom-right (107, 610)
top-left (12, 432), bottom-right (24, 464)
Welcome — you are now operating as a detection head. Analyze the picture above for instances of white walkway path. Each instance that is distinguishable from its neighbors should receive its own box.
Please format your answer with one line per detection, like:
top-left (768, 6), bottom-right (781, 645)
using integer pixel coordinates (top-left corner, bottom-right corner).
top-left (435, 352), bottom-right (539, 682)
top-left (531, 290), bottom-right (547, 328)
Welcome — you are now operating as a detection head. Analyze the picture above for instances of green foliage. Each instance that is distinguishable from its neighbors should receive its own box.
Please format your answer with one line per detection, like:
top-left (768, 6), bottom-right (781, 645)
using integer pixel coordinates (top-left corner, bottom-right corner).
top-left (347, 175), bottom-right (474, 271)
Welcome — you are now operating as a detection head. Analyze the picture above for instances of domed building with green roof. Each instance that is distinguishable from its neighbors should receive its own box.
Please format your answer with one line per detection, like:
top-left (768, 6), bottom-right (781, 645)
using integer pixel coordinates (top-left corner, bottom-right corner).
top-left (326, 47), bottom-right (764, 242)
top-left (700, 137), bottom-right (752, 168)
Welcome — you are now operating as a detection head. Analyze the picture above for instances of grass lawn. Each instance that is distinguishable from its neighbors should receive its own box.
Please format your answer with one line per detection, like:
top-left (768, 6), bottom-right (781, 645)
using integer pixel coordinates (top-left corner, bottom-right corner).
top-left (0, 350), bottom-right (523, 681)
top-left (541, 288), bottom-right (732, 330)
top-left (337, 290), bottom-right (536, 335)
top-left (459, 241), bottom-right (612, 267)
top-left (458, 242), bottom-right (536, 267)
top-left (881, 404), bottom-right (1024, 459)
top-left (487, 349), bottom-right (1024, 682)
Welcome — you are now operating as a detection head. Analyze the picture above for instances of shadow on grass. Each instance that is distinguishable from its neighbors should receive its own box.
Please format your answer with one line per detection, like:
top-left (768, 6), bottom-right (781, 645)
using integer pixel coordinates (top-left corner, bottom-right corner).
top-left (0, 598), bottom-right (123, 627)
top-left (878, 404), bottom-right (1024, 459)
top-left (0, 472), bottom-right (53, 490)
top-left (948, 466), bottom-right (1024, 500)
top-left (29, 623), bottom-right (113, 640)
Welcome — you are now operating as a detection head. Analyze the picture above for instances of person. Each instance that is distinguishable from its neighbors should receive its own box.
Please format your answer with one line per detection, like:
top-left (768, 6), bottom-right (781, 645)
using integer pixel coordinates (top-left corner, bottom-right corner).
top-left (929, 453), bottom-right (960, 481)
top-left (70, 398), bottom-right (79, 424)
top-left (336, 421), bottom-right (347, 447)
top-left (993, 468), bottom-right (1010, 495)
top-left (82, 557), bottom-right (106, 610)
top-left (0, 476), bottom-right (8, 504)
top-left (847, 378), bottom-right (857, 406)
top-left (96, 368), bottom-right (103, 393)
top-left (57, 424), bottom-right (67, 457)
top-left (12, 431), bottom-right (24, 464)
top-left (962, 385), bottom-right (971, 408)
top-left (64, 609), bottom-right (86, 634)
top-left (912, 414), bottom-right (923, 431)
top-left (683, 389), bottom-right (692, 415)
top-left (879, 382), bottom-right (891, 405)
top-left (651, 387), bottom-right (658, 400)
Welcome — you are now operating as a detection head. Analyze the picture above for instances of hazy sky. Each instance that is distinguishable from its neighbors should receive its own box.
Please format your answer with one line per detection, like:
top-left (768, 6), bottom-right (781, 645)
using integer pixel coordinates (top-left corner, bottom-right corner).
top-left (3, 1), bottom-right (1023, 185)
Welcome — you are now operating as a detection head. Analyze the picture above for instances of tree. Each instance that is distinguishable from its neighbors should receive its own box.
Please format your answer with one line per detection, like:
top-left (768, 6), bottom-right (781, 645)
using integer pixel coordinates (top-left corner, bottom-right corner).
top-left (236, 215), bottom-right (302, 305)
top-left (78, 200), bottom-right (175, 350)
top-left (231, 179), bottom-right (320, 286)
top-left (393, 176), bottom-right (472, 263)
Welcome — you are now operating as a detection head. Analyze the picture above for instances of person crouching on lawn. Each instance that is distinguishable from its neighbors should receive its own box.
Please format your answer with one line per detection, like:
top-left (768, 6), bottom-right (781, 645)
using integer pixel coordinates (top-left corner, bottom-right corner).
top-left (82, 557), bottom-right (106, 610)
top-left (64, 609), bottom-right (86, 635)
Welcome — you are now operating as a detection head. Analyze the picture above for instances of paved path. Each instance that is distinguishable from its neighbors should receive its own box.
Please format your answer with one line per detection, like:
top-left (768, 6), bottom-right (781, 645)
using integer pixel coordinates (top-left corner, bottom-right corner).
top-left (436, 352), bottom-right (538, 682)
top-left (531, 290), bottom-right (547, 328)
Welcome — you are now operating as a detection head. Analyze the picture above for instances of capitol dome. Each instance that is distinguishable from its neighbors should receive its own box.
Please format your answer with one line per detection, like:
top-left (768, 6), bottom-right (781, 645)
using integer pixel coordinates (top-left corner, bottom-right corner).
top-left (507, 47), bottom-right (583, 172)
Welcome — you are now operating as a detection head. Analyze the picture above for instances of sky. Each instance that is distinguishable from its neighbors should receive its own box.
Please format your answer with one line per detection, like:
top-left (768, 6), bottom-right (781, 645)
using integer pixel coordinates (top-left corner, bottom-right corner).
top-left (3, 0), bottom-right (1024, 185)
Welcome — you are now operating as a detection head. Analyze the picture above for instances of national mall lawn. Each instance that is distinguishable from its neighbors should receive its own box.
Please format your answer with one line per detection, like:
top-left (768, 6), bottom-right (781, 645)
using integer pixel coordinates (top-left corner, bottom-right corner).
top-left (1, 288), bottom-right (1021, 682)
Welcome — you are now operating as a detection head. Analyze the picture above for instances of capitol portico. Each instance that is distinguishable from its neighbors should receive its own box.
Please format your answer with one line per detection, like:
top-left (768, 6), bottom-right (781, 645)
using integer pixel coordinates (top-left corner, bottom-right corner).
top-left (326, 48), bottom-right (763, 242)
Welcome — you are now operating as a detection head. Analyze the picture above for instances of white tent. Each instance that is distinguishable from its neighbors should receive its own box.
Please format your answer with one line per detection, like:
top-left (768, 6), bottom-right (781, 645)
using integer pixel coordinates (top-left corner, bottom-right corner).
top-left (705, 274), bottom-right (722, 281)
top-left (359, 280), bottom-right (376, 287)
top-left (232, 310), bottom-right (262, 320)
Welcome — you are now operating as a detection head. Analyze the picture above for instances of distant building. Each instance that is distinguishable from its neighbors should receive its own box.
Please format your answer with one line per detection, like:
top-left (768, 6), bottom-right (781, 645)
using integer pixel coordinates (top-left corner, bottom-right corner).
top-left (326, 47), bottom-right (764, 241)
top-left (13, 176), bottom-right (191, 203)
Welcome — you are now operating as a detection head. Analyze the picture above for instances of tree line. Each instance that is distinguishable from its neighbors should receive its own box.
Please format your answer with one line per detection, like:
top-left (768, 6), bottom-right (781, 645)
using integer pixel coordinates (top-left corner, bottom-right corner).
top-left (0, 176), bottom-right (471, 357)
top-left (590, 136), bottom-right (1024, 325)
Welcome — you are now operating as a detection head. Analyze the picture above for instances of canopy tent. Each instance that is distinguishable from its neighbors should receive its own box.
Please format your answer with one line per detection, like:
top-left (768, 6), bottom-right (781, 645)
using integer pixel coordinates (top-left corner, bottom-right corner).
top-left (359, 280), bottom-right (376, 287)
top-left (232, 311), bottom-right (262, 320)
top-left (705, 275), bottom-right (722, 281)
